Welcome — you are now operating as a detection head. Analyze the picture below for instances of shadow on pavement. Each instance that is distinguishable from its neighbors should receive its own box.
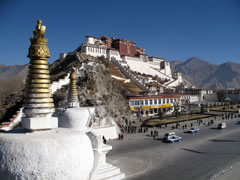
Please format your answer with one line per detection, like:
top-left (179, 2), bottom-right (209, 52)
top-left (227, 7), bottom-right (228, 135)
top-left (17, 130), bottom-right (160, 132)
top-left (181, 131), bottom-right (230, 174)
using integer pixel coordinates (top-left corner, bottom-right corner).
top-left (181, 148), bottom-right (240, 155)
top-left (181, 148), bottom-right (204, 154)
top-left (209, 139), bottom-right (240, 143)
top-left (210, 127), bottom-right (220, 130)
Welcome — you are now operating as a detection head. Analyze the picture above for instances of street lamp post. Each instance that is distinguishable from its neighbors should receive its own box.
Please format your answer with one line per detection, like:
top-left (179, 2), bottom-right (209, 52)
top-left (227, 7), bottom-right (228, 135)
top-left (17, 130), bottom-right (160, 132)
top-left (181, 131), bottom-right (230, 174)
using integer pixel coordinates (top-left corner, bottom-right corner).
top-left (174, 102), bottom-right (180, 128)
top-left (224, 97), bottom-right (231, 118)
top-left (186, 99), bottom-right (190, 123)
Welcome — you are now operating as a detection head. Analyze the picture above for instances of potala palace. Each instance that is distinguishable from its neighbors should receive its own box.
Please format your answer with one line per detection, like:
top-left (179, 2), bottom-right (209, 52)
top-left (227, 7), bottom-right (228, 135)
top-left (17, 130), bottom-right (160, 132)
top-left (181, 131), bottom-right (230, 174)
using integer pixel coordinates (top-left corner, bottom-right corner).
top-left (76, 35), bottom-right (191, 91)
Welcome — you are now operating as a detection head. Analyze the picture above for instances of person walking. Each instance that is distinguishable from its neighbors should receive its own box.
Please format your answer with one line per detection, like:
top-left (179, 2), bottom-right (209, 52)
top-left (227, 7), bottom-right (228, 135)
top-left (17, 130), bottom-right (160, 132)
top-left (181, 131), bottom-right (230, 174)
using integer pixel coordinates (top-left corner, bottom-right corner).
top-left (122, 133), bottom-right (124, 140)
top-left (102, 136), bottom-right (107, 144)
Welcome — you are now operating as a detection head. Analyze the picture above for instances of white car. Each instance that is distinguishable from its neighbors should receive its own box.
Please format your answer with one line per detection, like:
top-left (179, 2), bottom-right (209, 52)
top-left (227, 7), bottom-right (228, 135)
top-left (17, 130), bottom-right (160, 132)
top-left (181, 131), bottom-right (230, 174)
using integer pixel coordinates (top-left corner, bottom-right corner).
top-left (163, 132), bottom-right (183, 143)
top-left (218, 123), bottom-right (226, 129)
top-left (185, 127), bottom-right (200, 133)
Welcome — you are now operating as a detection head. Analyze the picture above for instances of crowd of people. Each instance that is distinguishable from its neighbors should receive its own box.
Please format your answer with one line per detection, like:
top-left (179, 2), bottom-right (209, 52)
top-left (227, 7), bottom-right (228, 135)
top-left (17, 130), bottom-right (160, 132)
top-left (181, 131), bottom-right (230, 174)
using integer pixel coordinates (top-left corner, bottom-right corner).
top-left (124, 126), bottom-right (148, 134)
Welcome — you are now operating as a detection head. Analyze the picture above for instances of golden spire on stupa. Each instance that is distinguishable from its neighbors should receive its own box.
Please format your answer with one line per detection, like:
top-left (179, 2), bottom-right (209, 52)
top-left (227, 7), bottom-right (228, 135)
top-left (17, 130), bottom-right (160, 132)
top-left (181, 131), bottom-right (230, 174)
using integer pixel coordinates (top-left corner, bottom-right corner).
top-left (68, 67), bottom-right (79, 108)
top-left (23, 19), bottom-right (55, 118)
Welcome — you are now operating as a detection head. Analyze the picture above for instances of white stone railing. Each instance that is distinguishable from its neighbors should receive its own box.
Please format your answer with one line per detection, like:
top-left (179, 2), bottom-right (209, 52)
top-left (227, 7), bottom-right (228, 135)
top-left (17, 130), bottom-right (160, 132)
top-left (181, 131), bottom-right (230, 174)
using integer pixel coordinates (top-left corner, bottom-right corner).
top-left (0, 108), bottom-right (23, 131)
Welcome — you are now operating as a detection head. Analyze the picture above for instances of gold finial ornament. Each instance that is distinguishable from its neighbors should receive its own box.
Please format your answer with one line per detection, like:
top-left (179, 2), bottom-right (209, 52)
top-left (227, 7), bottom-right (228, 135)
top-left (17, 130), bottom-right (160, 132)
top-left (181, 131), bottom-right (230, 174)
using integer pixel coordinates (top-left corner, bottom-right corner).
top-left (23, 20), bottom-right (55, 118)
top-left (68, 67), bottom-right (79, 108)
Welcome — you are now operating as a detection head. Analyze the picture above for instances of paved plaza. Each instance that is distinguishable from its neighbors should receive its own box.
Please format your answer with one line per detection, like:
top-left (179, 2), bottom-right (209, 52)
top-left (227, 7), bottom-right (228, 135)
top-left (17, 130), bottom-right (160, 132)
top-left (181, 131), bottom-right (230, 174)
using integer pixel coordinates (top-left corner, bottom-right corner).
top-left (107, 112), bottom-right (240, 180)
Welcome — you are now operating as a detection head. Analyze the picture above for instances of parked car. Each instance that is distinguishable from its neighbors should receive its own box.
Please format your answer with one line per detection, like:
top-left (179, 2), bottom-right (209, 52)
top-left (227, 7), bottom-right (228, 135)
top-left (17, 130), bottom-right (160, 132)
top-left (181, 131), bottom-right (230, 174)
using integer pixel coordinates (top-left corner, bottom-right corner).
top-left (163, 132), bottom-right (182, 143)
top-left (218, 123), bottom-right (226, 129)
top-left (185, 127), bottom-right (200, 133)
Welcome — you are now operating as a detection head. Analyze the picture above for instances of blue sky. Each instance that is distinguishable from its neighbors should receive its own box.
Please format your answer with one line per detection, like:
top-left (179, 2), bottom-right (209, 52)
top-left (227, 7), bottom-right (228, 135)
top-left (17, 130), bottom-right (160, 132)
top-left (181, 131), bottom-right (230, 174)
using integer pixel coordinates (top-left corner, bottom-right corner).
top-left (0, 0), bottom-right (240, 65)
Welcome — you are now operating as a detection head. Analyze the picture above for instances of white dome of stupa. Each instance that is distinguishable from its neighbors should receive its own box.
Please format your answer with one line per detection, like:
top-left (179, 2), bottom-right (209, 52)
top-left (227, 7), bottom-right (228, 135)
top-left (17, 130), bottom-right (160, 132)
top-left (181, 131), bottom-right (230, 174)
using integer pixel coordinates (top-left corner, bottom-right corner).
top-left (0, 128), bottom-right (94, 180)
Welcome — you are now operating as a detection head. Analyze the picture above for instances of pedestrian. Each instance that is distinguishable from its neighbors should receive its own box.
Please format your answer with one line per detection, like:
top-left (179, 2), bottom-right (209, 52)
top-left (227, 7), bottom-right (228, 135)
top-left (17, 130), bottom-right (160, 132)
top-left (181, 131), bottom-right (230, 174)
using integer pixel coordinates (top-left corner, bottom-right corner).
top-left (118, 134), bottom-right (121, 140)
top-left (102, 136), bottom-right (107, 144)
top-left (121, 133), bottom-right (124, 140)
top-left (151, 131), bottom-right (153, 136)
top-left (191, 123), bottom-right (193, 127)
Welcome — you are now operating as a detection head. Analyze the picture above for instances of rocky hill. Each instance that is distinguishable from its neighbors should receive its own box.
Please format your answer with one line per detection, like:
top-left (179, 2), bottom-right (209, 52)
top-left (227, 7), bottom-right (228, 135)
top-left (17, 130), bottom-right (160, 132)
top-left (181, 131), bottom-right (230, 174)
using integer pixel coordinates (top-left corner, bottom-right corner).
top-left (0, 64), bottom-right (28, 80)
top-left (170, 57), bottom-right (240, 89)
top-left (0, 64), bottom-right (27, 121)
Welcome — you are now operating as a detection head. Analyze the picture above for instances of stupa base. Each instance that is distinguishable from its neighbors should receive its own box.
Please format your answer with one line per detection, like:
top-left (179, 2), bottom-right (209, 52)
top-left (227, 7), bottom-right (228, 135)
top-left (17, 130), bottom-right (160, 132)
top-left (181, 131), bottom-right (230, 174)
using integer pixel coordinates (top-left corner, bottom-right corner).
top-left (22, 116), bottom-right (58, 130)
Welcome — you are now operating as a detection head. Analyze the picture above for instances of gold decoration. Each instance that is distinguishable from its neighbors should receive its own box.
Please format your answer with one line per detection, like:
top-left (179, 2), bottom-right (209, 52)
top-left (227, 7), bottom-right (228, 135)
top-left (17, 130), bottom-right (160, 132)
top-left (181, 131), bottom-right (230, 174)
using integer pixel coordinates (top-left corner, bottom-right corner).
top-left (23, 20), bottom-right (55, 118)
top-left (30, 60), bottom-right (48, 65)
top-left (27, 84), bottom-right (50, 88)
top-left (29, 64), bottom-right (49, 69)
top-left (29, 69), bottom-right (49, 74)
top-left (28, 19), bottom-right (50, 59)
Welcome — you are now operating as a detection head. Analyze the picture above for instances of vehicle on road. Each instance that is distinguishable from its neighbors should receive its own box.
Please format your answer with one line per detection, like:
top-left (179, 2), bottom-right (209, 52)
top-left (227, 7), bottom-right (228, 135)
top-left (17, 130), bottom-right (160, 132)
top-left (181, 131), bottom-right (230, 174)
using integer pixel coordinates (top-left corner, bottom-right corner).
top-left (218, 123), bottom-right (226, 129)
top-left (163, 132), bottom-right (182, 143)
top-left (185, 127), bottom-right (200, 133)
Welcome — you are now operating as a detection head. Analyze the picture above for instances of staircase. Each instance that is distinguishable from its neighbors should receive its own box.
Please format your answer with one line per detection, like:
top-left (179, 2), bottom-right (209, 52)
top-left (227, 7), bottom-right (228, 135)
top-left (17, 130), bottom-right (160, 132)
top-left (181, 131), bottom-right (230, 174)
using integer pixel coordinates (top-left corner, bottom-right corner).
top-left (94, 163), bottom-right (125, 180)
top-left (50, 72), bottom-right (70, 94)
top-left (91, 144), bottom-right (125, 180)
top-left (0, 108), bottom-right (23, 131)
top-left (111, 59), bottom-right (148, 92)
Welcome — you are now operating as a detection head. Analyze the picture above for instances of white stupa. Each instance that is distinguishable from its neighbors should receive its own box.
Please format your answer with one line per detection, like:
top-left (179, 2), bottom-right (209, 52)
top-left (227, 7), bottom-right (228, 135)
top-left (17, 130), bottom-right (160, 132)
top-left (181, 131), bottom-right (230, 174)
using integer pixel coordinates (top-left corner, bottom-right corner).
top-left (0, 20), bottom-right (94, 179)
top-left (58, 67), bottom-right (95, 130)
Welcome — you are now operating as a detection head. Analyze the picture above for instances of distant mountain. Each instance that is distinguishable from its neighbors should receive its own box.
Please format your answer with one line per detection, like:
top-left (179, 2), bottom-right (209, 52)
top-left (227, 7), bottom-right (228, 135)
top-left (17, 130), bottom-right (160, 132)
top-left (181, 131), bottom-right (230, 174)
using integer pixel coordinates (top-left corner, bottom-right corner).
top-left (0, 64), bottom-right (28, 80)
top-left (169, 60), bottom-right (184, 69)
top-left (170, 57), bottom-right (240, 89)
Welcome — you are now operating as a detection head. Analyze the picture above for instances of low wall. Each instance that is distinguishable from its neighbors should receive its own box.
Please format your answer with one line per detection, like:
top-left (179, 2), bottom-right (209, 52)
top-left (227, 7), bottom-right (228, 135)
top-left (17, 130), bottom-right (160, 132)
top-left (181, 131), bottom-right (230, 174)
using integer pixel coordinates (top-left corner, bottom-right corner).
top-left (92, 125), bottom-right (118, 140)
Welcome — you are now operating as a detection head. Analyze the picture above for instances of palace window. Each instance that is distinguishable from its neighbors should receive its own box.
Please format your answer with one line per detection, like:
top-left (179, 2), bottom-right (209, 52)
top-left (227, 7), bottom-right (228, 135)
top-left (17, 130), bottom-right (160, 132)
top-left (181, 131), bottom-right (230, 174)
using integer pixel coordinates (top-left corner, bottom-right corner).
top-left (150, 100), bottom-right (153, 105)
top-left (145, 100), bottom-right (148, 105)
top-left (154, 99), bottom-right (157, 105)
top-left (140, 100), bottom-right (143, 105)
top-left (158, 99), bottom-right (161, 104)
top-left (170, 99), bottom-right (173, 103)
top-left (135, 101), bottom-right (139, 106)
top-left (163, 99), bottom-right (165, 104)
top-left (167, 99), bottom-right (169, 104)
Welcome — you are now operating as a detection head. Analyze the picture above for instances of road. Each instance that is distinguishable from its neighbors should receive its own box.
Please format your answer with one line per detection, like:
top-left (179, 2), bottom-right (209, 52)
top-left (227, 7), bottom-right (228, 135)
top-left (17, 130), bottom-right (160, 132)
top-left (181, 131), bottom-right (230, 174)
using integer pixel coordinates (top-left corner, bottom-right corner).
top-left (107, 113), bottom-right (240, 180)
